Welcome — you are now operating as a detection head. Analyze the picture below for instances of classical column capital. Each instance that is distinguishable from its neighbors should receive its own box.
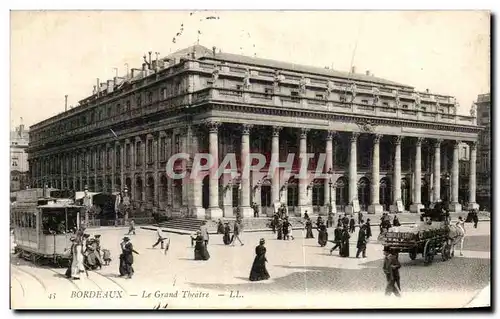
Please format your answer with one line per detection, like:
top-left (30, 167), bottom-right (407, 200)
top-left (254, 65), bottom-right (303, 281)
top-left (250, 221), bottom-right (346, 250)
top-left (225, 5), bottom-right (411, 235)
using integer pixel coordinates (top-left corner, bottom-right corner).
top-left (434, 138), bottom-right (443, 148)
top-left (416, 137), bottom-right (424, 146)
top-left (453, 140), bottom-right (462, 149)
top-left (326, 130), bottom-right (336, 140)
top-left (469, 141), bottom-right (477, 150)
top-left (350, 132), bottom-right (360, 142)
top-left (272, 126), bottom-right (282, 137)
top-left (394, 135), bottom-right (403, 145)
top-left (241, 124), bottom-right (254, 135)
top-left (373, 134), bottom-right (383, 144)
top-left (205, 121), bottom-right (221, 133)
top-left (300, 128), bottom-right (310, 139)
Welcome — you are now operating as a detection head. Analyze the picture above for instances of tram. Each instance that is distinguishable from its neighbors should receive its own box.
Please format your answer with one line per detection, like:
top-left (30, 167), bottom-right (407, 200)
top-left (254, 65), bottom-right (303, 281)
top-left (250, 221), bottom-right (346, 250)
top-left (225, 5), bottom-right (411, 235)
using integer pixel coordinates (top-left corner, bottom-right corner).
top-left (12, 189), bottom-right (84, 265)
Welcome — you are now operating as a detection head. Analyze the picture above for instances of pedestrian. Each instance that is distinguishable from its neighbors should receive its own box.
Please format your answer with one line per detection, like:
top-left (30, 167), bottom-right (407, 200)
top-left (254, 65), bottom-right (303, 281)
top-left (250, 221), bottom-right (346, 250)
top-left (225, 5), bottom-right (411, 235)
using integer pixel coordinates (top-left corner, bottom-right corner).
top-left (472, 209), bottom-right (479, 228)
top-left (365, 218), bottom-right (372, 239)
top-left (304, 211), bottom-right (309, 220)
top-left (304, 217), bottom-right (314, 239)
top-left (317, 222), bottom-right (328, 247)
top-left (271, 213), bottom-right (278, 234)
top-left (217, 219), bottom-right (224, 234)
top-left (356, 224), bottom-right (368, 258)
top-left (282, 217), bottom-right (290, 240)
top-left (283, 217), bottom-right (294, 240)
top-left (349, 216), bottom-right (356, 233)
top-left (358, 212), bottom-right (363, 225)
top-left (191, 230), bottom-right (210, 260)
top-left (252, 202), bottom-right (259, 218)
top-left (152, 227), bottom-right (166, 249)
top-left (327, 212), bottom-right (334, 228)
top-left (330, 224), bottom-right (342, 254)
top-left (223, 222), bottom-right (232, 245)
top-left (383, 248), bottom-right (401, 297)
top-left (339, 226), bottom-right (350, 257)
top-left (231, 220), bottom-right (244, 246)
top-left (119, 237), bottom-right (138, 279)
top-left (200, 221), bottom-right (210, 246)
top-left (276, 218), bottom-right (283, 240)
top-left (127, 219), bottom-right (136, 235)
top-left (392, 215), bottom-right (401, 227)
top-left (66, 237), bottom-right (86, 280)
top-left (337, 217), bottom-right (342, 228)
top-left (342, 214), bottom-right (349, 228)
top-left (249, 238), bottom-right (270, 282)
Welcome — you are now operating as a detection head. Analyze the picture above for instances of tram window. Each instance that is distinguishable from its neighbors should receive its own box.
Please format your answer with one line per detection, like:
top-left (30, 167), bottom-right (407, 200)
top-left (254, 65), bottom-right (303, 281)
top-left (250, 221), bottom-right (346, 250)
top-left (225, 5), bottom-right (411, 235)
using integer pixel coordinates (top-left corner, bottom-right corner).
top-left (42, 211), bottom-right (68, 234)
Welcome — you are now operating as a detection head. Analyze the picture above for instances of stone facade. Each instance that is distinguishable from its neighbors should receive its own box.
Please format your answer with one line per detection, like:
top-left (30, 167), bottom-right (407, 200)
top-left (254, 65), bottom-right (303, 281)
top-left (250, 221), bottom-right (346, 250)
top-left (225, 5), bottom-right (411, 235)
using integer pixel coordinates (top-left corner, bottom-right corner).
top-left (27, 45), bottom-right (481, 218)
top-left (475, 93), bottom-right (491, 210)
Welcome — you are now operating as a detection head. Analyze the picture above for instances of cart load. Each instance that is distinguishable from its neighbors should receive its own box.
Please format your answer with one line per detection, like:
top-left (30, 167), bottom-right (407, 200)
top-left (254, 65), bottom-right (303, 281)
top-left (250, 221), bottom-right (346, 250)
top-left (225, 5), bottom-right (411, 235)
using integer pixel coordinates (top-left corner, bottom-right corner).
top-left (379, 221), bottom-right (453, 265)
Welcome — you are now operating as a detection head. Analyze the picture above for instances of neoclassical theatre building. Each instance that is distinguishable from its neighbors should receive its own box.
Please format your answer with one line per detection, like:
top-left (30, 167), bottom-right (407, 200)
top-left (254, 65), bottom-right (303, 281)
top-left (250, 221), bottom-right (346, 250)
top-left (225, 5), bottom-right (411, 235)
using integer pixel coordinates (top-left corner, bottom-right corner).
top-left (28, 45), bottom-right (481, 219)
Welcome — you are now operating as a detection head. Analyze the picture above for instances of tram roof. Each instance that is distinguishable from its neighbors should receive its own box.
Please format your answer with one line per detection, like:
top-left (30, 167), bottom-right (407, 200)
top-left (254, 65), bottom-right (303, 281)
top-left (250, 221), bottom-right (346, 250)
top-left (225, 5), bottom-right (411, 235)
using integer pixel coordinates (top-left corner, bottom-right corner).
top-left (38, 203), bottom-right (83, 209)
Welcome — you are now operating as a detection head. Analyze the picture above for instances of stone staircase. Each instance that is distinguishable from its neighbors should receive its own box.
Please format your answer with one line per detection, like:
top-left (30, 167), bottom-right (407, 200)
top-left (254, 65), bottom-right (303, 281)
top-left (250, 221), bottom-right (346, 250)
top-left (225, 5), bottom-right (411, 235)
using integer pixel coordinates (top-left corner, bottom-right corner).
top-left (154, 218), bottom-right (209, 233)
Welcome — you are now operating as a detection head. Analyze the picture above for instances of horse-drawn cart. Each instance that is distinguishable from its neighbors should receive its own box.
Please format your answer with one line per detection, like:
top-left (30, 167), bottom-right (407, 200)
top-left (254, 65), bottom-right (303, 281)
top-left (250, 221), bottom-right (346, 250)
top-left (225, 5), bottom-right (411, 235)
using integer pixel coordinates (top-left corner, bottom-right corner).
top-left (380, 224), bottom-right (453, 265)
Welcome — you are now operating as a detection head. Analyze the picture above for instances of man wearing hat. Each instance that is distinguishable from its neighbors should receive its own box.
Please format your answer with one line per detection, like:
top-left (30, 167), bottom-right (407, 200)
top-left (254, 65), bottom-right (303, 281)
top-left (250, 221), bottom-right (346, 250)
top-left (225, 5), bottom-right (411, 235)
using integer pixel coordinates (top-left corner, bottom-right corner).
top-left (383, 247), bottom-right (401, 296)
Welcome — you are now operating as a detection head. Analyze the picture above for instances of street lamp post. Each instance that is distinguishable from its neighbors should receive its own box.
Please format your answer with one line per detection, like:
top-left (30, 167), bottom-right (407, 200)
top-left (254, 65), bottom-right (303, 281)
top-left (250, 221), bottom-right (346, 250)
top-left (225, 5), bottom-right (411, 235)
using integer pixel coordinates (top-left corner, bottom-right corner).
top-left (327, 168), bottom-right (333, 215)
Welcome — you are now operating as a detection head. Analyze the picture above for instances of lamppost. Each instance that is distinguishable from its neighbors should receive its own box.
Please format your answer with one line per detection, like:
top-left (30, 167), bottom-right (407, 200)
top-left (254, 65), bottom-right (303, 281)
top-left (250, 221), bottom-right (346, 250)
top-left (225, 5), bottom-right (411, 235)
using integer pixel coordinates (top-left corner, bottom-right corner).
top-left (328, 168), bottom-right (333, 214)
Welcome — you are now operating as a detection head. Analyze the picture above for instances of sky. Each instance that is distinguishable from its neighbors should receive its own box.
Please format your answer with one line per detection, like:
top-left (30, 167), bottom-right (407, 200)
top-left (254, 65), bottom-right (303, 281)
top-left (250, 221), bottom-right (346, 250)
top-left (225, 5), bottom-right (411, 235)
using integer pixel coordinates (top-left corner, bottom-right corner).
top-left (10, 10), bottom-right (490, 128)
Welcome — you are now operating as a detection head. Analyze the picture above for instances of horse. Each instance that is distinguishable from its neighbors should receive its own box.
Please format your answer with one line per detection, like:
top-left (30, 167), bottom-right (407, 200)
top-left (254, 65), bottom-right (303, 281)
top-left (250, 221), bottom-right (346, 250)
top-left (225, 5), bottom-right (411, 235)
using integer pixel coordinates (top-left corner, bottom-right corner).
top-left (447, 223), bottom-right (466, 257)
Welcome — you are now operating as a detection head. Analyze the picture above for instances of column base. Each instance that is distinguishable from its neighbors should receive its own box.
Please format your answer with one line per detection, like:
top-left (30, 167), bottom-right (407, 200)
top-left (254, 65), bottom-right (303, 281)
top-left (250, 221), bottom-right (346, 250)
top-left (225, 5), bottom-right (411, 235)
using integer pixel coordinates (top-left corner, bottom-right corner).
top-left (389, 205), bottom-right (403, 213)
top-left (324, 203), bottom-right (337, 215)
top-left (448, 202), bottom-right (462, 213)
top-left (367, 204), bottom-right (383, 214)
top-left (345, 205), bottom-right (355, 215)
top-left (223, 206), bottom-right (234, 218)
top-left (206, 207), bottom-right (223, 220)
top-left (191, 207), bottom-right (206, 220)
top-left (410, 203), bottom-right (424, 214)
top-left (240, 206), bottom-right (253, 218)
top-left (468, 202), bottom-right (480, 211)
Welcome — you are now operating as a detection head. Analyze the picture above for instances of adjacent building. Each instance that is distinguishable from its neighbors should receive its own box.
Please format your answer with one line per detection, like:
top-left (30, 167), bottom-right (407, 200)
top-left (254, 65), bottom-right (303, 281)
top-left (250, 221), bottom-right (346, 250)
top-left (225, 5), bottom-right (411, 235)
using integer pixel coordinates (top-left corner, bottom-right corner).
top-left (475, 93), bottom-right (491, 210)
top-left (27, 45), bottom-right (481, 219)
top-left (11, 124), bottom-right (30, 191)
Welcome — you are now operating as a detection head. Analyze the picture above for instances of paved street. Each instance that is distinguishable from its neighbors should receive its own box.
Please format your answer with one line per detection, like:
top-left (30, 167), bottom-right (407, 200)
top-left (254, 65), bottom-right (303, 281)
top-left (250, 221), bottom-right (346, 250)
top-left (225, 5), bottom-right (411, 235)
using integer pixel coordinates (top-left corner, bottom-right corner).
top-left (10, 221), bottom-right (490, 309)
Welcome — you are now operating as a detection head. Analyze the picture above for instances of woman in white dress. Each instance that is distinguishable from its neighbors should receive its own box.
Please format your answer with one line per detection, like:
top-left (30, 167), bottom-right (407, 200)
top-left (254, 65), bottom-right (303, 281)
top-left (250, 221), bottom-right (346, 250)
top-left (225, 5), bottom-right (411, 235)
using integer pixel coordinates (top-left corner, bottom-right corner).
top-left (455, 216), bottom-right (466, 256)
top-left (71, 238), bottom-right (86, 280)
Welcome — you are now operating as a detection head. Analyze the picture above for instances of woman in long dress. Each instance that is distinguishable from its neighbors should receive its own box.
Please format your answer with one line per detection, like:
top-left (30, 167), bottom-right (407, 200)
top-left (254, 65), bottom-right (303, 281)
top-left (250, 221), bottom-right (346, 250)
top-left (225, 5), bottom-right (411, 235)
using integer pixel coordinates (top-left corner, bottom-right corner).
top-left (249, 238), bottom-right (270, 282)
top-left (276, 218), bottom-right (283, 240)
top-left (339, 226), bottom-right (351, 257)
top-left (223, 222), bottom-right (232, 245)
top-left (70, 238), bottom-right (86, 279)
top-left (192, 231), bottom-right (210, 260)
top-left (305, 218), bottom-right (314, 239)
top-left (318, 222), bottom-right (328, 247)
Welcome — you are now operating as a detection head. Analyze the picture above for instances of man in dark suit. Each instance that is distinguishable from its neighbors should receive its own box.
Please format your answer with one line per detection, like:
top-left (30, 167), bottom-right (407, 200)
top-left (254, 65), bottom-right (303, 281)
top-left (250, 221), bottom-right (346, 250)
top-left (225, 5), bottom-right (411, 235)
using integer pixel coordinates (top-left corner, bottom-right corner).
top-left (356, 224), bottom-right (368, 258)
top-left (330, 224), bottom-right (342, 254)
top-left (121, 237), bottom-right (138, 279)
top-left (383, 247), bottom-right (401, 296)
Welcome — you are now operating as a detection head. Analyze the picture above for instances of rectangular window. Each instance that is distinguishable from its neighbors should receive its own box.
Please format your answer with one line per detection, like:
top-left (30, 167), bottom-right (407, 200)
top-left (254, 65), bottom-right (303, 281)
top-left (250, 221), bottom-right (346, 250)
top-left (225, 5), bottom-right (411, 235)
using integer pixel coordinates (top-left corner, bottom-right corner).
top-left (136, 95), bottom-right (142, 107)
top-left (160, 136), bottom-right (166, 161)
top-left (98, 148), bottom-right (103, 169)
top-left (125, 144), bottom-right (131, 166)
top-left (383, 102), bottom-right (389, 106)
top-left (316, 94), bottom-right (325, 99)
top-left (402, 104), bottom-right (409, 109)
top-left (291, 91), bottom-right (299, 102)
top-left (147, 139), bottom-right (153, 163)
top-left (136, 141), bottom-right (142, 166)
top-left (126, 100), bottom-right (131, 112)
top-left (362, 99), bottom-right (369, 104)
top-left (147, 91), bottom-right (153, 104)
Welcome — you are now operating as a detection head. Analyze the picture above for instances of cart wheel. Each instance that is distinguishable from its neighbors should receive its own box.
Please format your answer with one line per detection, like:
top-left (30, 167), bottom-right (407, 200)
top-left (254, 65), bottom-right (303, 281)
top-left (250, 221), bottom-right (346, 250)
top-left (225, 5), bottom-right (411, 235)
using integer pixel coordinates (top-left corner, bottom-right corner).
top-left (409, 250), bottom-right (417, 260)
top-left (423, 240), bottom-right (434, 265)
